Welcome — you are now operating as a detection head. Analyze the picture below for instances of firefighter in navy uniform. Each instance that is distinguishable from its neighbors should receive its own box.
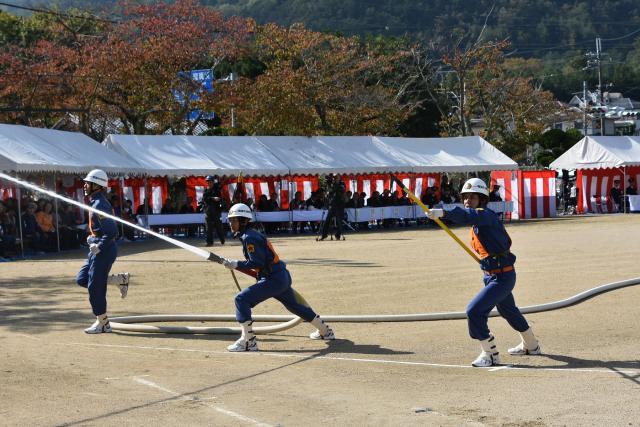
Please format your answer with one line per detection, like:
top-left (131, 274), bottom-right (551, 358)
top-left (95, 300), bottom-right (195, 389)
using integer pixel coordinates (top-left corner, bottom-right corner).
top-left (222, 203), bottom-right (335, 352)
top-left (201, 175), bottom-right (226, 246)
top-left (75, 169), bottom-right (130, 334)
top-left (426, 178), bottom-right (540, 367)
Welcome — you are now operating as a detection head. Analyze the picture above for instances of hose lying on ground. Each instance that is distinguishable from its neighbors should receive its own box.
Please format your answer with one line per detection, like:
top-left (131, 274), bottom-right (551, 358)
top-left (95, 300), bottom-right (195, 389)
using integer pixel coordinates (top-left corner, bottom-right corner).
top-left (111, 276), bottom-right (640, 334)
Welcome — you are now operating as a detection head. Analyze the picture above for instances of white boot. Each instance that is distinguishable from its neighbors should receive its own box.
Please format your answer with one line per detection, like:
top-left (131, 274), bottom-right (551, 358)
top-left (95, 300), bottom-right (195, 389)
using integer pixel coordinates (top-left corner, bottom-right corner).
top-left (84, 313), bottom-right (112, 334)
top-left (108, 272), bottom-right (130, 299)
top-left (508, 328), bottom-right (541, 355)
top-left (471, 335), bottom-right (500, 367)
top-left (309, 315), bottom-right (335, 340)
top-left (227, 321), bottom-right (258, 352)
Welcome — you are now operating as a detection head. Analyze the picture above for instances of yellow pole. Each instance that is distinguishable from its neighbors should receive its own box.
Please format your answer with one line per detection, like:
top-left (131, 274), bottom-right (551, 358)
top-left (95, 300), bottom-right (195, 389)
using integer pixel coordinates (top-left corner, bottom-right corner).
top-left (391, 175), bottom-right (480, 263)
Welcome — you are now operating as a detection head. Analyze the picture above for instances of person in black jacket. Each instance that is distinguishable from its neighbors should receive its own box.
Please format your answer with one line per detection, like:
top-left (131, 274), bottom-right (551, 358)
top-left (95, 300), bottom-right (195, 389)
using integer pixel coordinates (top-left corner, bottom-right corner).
top-left (200, 175), bottom-right (226, 246)
top-left (319, 174), bottom-right (346, 241)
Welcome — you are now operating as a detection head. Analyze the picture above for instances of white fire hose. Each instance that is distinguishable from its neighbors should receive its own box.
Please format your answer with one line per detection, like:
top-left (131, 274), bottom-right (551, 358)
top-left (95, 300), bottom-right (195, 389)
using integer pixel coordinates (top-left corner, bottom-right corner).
top-left (2, 173), bottom-right (637, 336)
top-left (111, 276), bottom-right (640, 334)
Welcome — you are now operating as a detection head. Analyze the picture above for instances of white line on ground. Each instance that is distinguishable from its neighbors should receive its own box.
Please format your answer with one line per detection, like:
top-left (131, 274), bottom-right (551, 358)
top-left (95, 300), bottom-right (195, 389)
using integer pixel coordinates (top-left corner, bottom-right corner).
top-left (63, 340), bottom-right (640, 376)
top-left (133, 376), bottom-right (272, 427)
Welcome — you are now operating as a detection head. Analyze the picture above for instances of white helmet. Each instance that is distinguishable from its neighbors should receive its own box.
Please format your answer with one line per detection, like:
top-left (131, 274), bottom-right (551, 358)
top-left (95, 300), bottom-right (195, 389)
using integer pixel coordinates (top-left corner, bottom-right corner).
top-left (227, 203), bottom-right (254, 221)
top-left (83, 169), bottom-right (108, 187)
top-left (460, 178), bottom-right (489, 197)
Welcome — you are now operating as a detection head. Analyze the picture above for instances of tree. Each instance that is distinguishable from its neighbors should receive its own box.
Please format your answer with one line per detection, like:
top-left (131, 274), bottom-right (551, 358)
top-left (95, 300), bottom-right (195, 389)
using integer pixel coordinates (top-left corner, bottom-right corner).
top-left (534, 128), bottom-right (582, 167)
top-left (232, 23), bottom-right (410, 136)
top-left (434, 37), bottom-right (565, 163)
top-left (0, 1), bottom-right (250, 138)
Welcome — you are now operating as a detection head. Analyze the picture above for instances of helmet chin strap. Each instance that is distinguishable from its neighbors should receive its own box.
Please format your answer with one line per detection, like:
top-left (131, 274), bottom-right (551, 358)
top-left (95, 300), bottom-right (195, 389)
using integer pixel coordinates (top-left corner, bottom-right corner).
top-left (85, 183), bottom-right (102, 197)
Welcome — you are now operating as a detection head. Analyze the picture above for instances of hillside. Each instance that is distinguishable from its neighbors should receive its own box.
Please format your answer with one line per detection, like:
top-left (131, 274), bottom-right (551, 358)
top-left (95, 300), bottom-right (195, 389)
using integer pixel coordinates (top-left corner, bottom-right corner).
top-left (3, 0), bottom-right (640, 99)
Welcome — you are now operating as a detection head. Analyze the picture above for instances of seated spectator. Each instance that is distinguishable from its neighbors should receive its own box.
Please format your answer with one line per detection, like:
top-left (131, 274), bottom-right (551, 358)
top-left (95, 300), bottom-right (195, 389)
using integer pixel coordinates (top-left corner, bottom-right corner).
top-left (441, 188), bottom-right (457, 204)
top-left (161, 198), bottom-right (175, 214)
top-left (268, 193), bottom-right (280, 211)
top-left (380, 189), bottom-right (394, 207)
top-left (245, 197), bottom-right (255, 211)
top-left (136, 199), bottom-right (152, 216)
top-left (626, 178), bottom-right (638, 196)
top-left (120, 199), bottom-right (136, 241)
top-left (58, 203), bottom-right (82, 250)
top-left (179, 197), bottom-right (195, 213)
top-left (35, 201), bottom-right (57, 251)
top-left (22, 202), bottom-right (45, 253)
top-left (610, 179), bottom-right (622, 212)
top-left (0, 201), bottom-right (17, 258)
top-left (289, 191), bottom-right (306, 234)
top-left (367, 191), bottom-right (381, 207)
top-left (255, 194), bottom-right (269, 211)
top-left (0, 199), bottom-right (17, 235)
top-left (345, 191), bottom-right (355, 208)
top-left (421, 187), bottom-right (438, 208)
top-left (489, 185), bottom-right (502, 202)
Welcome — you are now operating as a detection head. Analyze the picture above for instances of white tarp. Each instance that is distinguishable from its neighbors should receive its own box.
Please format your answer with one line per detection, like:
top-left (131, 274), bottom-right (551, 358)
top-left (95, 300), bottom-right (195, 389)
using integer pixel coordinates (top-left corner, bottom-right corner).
top-left (550, 136), bottom-right (640, 170)
top-left (104, 134), bottom-right (290, 177)
top-left (374, 136), bottom-right (518, 172)
top-left (0, 124), bottom-right (143, 175)
top-left (254, 135), bottom-right (517, 174)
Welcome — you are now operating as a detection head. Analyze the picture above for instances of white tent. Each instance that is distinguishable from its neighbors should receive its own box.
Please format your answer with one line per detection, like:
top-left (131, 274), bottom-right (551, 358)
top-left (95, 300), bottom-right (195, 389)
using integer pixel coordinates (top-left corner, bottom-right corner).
top-left (549, 136), bottom-right (640, 170)
top-left (253, 135), bottom-right (517, 174)
top-left (104, 135), bottom-right (290, 176)
top-left (374, 136), bottom-right (518, 172)
top-left (0, 124), bottom-right (143, 175)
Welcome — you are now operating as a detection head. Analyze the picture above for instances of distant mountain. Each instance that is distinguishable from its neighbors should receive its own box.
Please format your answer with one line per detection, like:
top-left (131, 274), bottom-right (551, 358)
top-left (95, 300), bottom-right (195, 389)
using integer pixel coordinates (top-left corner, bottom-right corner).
top-left (4, 0), bottom-right (639, 56)
top-left (4, 0), bottom-right (640, 99)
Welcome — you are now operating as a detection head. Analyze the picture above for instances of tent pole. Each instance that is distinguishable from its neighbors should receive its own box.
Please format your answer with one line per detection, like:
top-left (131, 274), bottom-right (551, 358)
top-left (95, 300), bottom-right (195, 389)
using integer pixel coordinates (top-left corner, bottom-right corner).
top-left (287, 176), bottom-right (293, 232)
top-left (119, 176), bottom-right (125, 237)
top-left (623, 166), bottom-right (627, 214)
top-left (16, 178), bottom-right (24, 258)
top-left (54, 172), bottom-right (60, 252)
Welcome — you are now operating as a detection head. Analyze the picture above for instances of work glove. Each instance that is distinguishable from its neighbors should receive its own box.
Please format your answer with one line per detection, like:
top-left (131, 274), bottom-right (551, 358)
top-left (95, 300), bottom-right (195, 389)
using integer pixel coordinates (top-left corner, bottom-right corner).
top-left (426, 209), bottom-right (444, 220)
top-left (89, 243), bottom-right (101, 255)
top-left (86, 235), bottom-right (95, 245)
top-left (223, 258), bottom-right (238, 270)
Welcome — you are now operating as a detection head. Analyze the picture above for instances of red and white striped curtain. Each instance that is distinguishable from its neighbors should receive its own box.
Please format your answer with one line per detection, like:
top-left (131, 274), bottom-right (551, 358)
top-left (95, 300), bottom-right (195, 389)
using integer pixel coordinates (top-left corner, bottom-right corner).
top-left (183, 173), bottom-right (443, 212)
top-left (340, 173), bottom-right (440, 199)
top-left (576, 167), bottom-right (640, 214)
top-left (491, 170), bottom-right (556, 219)
top-left (108, 177), bottom-right (169, 214)
top-left (0, 178), bottom-right (16, 200)
top-left (185, 175), bottom-right (310, 211)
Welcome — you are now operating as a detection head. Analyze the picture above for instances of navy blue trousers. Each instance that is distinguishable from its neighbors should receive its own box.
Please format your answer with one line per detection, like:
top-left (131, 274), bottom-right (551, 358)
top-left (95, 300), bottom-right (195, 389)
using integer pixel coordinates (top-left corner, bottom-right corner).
top-left (76, 244), bottom-right (117, 316)
top-left (235, 269), bottom-right (317, 323)
top-left (466, 270), bottom-right (530, 340)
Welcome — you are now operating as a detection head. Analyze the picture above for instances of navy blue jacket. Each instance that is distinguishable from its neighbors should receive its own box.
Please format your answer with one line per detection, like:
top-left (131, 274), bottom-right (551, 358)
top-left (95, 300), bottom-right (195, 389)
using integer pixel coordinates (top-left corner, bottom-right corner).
top-left (87, 192), bottom-right (118, 250)
top-left (237, 228), bottom-right (286, 277)
top-left (445, 206), bottom-right (516, 271)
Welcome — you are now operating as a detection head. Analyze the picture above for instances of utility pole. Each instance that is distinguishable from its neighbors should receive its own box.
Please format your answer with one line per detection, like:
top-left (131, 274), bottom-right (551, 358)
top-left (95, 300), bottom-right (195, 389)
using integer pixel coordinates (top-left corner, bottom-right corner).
top-left (583, 81), bottom-right (588, 136)
top-left (596, 37), bottom-right (604, 135)
top-left (585, 38), bottom-right (605, 135)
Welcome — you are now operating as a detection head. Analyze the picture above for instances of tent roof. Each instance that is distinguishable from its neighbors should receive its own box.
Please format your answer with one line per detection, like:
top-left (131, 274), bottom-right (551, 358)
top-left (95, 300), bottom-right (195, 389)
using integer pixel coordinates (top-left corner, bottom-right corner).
top-left (253, 135), bottom-right (517, 174)
top-left (0, 124), bottom-right (143, 175)
top-left (103, 134), bottom-right (290, 176)
top-left (374, 136), bottom-right (518, 172)
top-left (549, 136), bottom-right (640, 170)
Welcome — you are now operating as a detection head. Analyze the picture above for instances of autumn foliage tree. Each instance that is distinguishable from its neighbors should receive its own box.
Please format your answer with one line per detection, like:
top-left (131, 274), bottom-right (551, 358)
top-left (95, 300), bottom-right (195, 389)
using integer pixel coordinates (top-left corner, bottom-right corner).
top-left (232, 23), bottom-right (411, 136)
top-left (436, 39), bottom-right (564, 163)
top-left (0, 1), bottom-right (250, 138)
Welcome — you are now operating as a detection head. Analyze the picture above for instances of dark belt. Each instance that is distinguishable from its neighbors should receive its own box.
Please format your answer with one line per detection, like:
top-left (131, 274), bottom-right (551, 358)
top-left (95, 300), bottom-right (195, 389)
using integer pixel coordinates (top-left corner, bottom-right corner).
top-left (483, 265), bottom-right (514, 275)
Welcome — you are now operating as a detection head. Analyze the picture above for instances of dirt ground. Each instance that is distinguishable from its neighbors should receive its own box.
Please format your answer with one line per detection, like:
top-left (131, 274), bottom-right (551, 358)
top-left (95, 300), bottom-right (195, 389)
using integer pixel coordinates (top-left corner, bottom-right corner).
top-left (1, 214), bottom-right (639, 426)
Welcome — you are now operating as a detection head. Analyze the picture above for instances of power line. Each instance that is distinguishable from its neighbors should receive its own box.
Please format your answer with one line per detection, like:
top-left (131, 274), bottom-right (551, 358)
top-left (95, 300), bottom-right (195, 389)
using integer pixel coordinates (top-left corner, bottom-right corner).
top-left (0, 1), bottom-right (118, 24)
top-left (600, 27), bottom-right (640, 41)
